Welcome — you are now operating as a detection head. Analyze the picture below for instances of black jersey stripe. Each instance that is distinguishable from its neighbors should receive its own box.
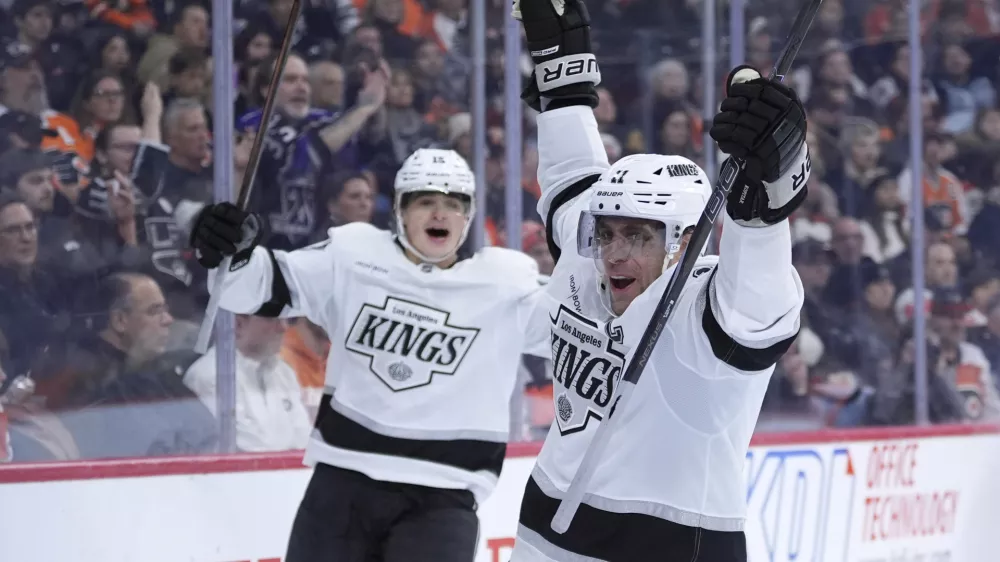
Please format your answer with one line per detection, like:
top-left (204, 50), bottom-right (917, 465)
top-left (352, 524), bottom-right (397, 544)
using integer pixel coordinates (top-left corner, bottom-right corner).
top-left (314, 393), bottom-right (506, 476)
top-left (701, 269), bottom-right (797, 372)
top-left (519, 475), bottom-right (747, 561)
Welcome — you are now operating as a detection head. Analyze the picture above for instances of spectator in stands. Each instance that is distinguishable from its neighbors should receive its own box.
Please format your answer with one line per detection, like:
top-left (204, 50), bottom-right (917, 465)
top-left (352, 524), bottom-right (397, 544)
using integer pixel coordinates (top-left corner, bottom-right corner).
top-left (363, 0), bottom-right (420, 61)
top-left (869, 43), bottom-right (914, 108)
top-left (84, 0), bottom-right (156, 38)
top-left (137, 1), bottom-right (210, 87)
top-left (935, 41), bottom-right (996, 135)
top-left (309, 58), bottom-right (346, 113)
top-left (865, 326), bottom-right (966, 425)
top-left (410, 38), bottom-right (467, 117)
top-left (281, 318), bottom-right (330, 422)
top-left (312, 171), bottom-right (376, 241)
top-left (0, 41), bottom-right (47, 116)
top-left (0, 192), bottom-right (69, 382)
top-left (954, 108), bottom-right (1000, 187)
top-left (38, 272), bottom-right (216, 458)
top-left (860, 261), bottom-right (902, 349)
top-left (658, 108), bottom-right (700, 164)
top-left (895, 240), bottom-right (960, 320)
top-left (48, 71), bottom-right (157, 169)
top-left (827, 120), bottom-right (882, 217)
top-left (926, 287), bottom-right (1000, 421)
top-left (185, 315), bottom-right (311, 452)
top-left (239, 52), bottom-right (386, 249)
top-left (898, 132), bottom-right (969, 234)
top-left (91, 31), bottom-right (134, 80)
top-left (829, 217), bottom-right (875, 267)
top-left (0, 108), bottom-right (55, 154)
top-left (380, 65), bottom-right (439, 165)
top-left (969, 293), bottom-right (1000, 383)
top-left (645, 59), bottom-right (696, 136)
top-left (5, 0), bottom-right (81, 111)
top-left (968, 180), bottom-right (1000, 267)
top-left (966, 267), bottom-right (1000, 328)
top-left (162, 97), bottom-right (211, 200)
top-left (163, 49), bottom-right (210, 112)
top-left (760, 332), bottom-right (823, 426)
top-left (859, 171), bottom-right (908, 263)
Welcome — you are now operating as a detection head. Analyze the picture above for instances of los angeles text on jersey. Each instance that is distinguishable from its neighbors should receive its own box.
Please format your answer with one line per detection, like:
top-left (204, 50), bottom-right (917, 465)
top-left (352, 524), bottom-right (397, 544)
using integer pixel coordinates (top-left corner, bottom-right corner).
top-left (549, 304), bottom-right (628, 435)
top-left (346, 297), bottom-right (480, 391)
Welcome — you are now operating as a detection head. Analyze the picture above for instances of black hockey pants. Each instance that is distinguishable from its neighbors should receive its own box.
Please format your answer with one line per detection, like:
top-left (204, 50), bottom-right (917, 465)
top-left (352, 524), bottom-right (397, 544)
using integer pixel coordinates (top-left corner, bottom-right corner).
top-left (285, 463), bottom-right (479, 562)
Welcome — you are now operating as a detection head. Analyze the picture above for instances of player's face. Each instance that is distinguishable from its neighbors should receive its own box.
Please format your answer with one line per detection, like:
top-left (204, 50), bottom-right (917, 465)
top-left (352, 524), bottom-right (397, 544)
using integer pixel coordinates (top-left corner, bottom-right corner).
top-left (401, 192), bottom-right (470, 264)
top-left (278, 56), bottom-right (311, 119)
top-left (594, 217), bottom-right (669, 316)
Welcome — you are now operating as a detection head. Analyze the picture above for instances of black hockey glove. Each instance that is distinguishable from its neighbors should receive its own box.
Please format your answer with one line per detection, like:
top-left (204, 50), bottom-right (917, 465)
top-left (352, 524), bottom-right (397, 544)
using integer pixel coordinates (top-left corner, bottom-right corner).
top-left (189, 202), bottom-right (263, 270)
top-left (711, 66), bottom-right (810, 226)
top-left (513, 0), bottom-right (600, 112)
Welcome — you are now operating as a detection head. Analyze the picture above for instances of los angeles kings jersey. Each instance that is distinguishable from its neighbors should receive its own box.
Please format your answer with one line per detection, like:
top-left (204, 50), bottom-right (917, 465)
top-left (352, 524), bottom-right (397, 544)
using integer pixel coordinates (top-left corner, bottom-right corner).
top-left (511, 106), bottom-right (806, 562)
top-left (211, 222), bottom-right (549, 503)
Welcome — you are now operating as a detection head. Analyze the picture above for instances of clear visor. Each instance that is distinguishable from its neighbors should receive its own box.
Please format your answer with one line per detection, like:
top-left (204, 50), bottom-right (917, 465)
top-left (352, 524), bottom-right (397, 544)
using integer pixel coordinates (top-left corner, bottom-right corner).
top-left (577, 212), bottom-right (690, 273)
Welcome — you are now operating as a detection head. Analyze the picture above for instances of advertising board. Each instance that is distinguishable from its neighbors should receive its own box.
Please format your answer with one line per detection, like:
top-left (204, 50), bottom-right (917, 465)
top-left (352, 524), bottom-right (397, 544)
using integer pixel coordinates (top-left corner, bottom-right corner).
top-left (0, 426), bottom-right (997, 562)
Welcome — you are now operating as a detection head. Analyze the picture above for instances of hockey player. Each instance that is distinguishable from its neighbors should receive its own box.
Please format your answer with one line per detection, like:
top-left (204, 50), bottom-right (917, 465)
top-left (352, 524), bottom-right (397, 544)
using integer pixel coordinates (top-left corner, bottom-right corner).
top-left (189, 148), bottom-right (549, 561)
top-left (509, 0), bottom-right (808, 560)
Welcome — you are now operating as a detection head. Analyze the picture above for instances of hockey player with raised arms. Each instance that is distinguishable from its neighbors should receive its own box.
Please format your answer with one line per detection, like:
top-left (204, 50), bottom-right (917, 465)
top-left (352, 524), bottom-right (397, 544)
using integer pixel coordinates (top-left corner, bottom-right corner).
top-left (509, 0), bottom-right (808, 560)
top-left (188, 148), bottom-right (549, 561)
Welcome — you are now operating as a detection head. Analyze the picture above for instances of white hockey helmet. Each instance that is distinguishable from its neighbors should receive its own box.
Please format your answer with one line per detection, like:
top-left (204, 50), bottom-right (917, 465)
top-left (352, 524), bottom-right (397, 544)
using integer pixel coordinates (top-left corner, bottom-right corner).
top-left (393, 148), bottom-right (477, 263)
top-left (578, 153), bottom-right (711, 313)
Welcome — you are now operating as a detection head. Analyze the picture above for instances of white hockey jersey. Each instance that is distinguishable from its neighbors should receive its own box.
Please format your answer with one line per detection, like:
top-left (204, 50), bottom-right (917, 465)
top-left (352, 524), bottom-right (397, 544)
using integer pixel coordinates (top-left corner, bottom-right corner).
top-left (512, 107), bottom-right (805, 561)
top-left (210, 223), bottom-right (549, 503)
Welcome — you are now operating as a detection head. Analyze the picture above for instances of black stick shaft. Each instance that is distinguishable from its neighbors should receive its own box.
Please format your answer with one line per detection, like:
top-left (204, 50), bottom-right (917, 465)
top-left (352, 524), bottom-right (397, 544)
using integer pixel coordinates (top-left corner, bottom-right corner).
top-left (235, 0), bottom-right (302, 210)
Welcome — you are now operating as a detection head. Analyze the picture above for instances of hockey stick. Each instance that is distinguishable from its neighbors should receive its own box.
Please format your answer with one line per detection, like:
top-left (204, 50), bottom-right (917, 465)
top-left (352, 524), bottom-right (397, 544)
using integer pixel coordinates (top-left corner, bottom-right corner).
top-left (194, 0), bottom-right (303, 354)
top-left (550, 0), bottom-right (824, 534)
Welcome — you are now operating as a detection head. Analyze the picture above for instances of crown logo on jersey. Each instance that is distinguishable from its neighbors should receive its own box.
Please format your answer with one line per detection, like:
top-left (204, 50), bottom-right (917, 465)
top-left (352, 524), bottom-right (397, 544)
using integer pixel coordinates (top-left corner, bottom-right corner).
top-left (346, 297), bottom-right (480, 392)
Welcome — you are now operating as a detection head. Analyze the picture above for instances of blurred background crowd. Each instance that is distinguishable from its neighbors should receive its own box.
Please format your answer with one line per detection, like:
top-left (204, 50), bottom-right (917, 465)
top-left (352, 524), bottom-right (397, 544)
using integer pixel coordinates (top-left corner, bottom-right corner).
top-left (0, 0), bottom-right (998, 463)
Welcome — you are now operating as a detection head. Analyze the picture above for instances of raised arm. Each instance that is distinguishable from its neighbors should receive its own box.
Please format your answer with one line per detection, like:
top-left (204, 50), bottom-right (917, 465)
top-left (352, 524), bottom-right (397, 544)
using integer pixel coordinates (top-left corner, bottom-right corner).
top-left (702, 66), bottom-right (812, 368)
top-left (516, 0), bottom-right (609, 259)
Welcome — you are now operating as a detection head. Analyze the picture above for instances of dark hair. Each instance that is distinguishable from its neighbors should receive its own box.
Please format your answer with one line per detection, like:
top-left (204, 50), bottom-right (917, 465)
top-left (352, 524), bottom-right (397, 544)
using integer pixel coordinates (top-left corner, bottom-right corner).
top-left (84, 272), bottom-right (141, 331)
top-left (320, 171), bottom-right (370, 205)
top-left (90, 30), bottom-right (131, 70)
top-left (168, 47), bottom-right (208, 76)
top-left (68, 70), bottom-right (136, 129)
top-left (235, 22), bottom-right (271, 64)
top-left (0, 190), bottom-right (29, 215)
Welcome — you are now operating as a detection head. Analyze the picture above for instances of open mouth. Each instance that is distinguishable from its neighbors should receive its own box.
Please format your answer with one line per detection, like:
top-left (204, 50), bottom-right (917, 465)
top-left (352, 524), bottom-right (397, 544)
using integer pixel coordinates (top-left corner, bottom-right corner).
top-left (609, 276), bottom-right (635, 291)
top-left (426, 227), bottom-right (450, 243)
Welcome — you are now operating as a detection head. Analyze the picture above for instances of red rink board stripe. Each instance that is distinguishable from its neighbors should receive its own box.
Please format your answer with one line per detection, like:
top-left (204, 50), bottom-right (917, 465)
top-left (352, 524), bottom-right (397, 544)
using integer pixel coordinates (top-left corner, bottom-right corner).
top-left (0, 424), bottom-right (996, 484)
